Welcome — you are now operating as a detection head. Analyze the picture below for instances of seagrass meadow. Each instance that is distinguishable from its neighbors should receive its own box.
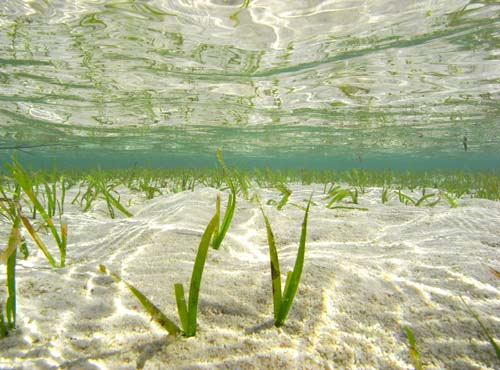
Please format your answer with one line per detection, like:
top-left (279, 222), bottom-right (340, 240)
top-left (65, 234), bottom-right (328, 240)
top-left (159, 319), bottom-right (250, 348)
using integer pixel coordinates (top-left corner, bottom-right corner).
top-left (1, 0), bottom-right (500, 369)
top-left (0, 157), bottom-right (499, 369)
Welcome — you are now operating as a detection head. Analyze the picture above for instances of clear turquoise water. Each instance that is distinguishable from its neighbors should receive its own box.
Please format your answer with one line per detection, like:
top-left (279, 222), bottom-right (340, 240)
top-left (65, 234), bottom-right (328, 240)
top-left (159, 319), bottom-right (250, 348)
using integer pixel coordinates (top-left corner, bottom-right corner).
top-left (0, 1), bottom-right (499, 170)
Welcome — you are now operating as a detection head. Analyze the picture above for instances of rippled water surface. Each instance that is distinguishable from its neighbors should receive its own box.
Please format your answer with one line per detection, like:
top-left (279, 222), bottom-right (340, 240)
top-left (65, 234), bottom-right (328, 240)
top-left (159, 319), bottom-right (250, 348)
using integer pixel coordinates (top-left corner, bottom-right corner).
top-left (0, 0), bottom-right (499, 169)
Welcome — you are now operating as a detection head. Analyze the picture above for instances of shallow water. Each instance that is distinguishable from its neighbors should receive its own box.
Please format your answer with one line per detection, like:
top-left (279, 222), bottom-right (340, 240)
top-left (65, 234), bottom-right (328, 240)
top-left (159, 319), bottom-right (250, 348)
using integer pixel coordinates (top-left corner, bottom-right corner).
top-left (0, 1), bottom-right (499, 170)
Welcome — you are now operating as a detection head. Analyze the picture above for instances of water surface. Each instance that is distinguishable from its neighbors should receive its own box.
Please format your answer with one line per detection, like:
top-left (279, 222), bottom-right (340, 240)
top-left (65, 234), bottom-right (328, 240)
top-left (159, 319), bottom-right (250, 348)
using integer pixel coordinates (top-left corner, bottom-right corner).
top-left (0, 0), bottom-right (499, 170)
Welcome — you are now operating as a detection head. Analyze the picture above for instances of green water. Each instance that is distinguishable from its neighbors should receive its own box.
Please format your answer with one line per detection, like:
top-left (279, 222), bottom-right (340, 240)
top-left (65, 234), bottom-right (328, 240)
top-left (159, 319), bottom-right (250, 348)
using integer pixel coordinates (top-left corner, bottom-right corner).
top-left (0, 1), bottom-right (499, 170)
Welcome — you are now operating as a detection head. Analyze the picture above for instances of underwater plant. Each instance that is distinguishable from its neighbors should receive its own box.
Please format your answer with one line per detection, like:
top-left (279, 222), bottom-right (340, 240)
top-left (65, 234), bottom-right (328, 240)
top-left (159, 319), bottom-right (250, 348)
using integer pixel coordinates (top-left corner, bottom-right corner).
top-left (41, 176), bottom-right (59, 217)
top-left (0, 181), bottom-right (64, 337)
top-left (347, 168), bottom-right (367, 194)
top-left (210, 149), bottom-right (237, 251)
top-left (100, 198), bottom-right (224, 337)
top-left (98, 265), bottom-right (181, 336)
top-left (441, 191), bottom-right (458, 208)
top-left (91, 175), bottom-right (133, 218)
top-left (325, 184), bottom-right (357, 207)
top-left (475, 176), bottom-right (500, 201)
top-left (231, 169), bottom-right (252, 200)
top-left (460, 297), bottom-right (500, 362)
top-left (259, 195), bottom-right (312, 327)
top-left (174, 213), bottom-right (218, 336)
top-left (324, 184), bottom-right (351, 206)
top-left (324, 184), bottom-right (367, 211)
top-left (381, 185), bottom-right (390, 204)
top-left (212, 188), bottom-right (236, 250)
top-left (267, 183), bottom-right (292, 210)
top-left (5, 157), bottom-right (67, 267)
top-left (73, 173), bottom-right (133, 218)
top-left (136, 172), bottom-right (162, 200)
top-left (404, 326), bottom-right (423, 370)
top-left (395, 189), bottom-right (440, 207)
top-left (0, 206), bottom-right (20, 338)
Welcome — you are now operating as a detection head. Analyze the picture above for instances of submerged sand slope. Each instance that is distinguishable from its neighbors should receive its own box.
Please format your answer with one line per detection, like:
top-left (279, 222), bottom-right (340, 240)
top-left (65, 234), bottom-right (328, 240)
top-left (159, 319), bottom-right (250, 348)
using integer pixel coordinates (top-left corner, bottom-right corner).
top-left (1, 185), bottom-right (499, 369)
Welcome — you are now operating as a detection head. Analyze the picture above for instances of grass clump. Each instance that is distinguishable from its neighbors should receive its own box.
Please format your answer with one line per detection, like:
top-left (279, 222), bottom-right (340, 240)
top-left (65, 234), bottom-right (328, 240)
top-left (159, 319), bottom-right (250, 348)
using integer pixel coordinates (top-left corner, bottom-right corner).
top-left (267, 183), bottom-right (292, 210)
top-left (5, 157), bottom-right (67, 267)
top-left (259, 195), bottom-right (312, 327)
top-left (210, 149), bottom-right (237, 250)
top-left (440, 191), bottom-right (458, 208)
top-left (324, 184), bottom-right (367, 211)
top-left (0, 161), bottom-right (67, 337)
top-left (100, 191), bottom-right (231, 337)
top-left (0, 214), bottom-right (20, 338)
top-left (98, 265), bottom-right (181, 336)
top-left (72, 172), bottom-right (132, 218)
top-left (134, 173), bottom-right (162, 200)
top-left (396, 189), bottom-right (440, 207)
top-left (404, 326), bottom-right (423, 370)
top-left (174, 214), bottom-right (218, 336)
top-left (212, 188), bottom-right (236, 250)
top-left (381, 185), bottom-right (390, 204)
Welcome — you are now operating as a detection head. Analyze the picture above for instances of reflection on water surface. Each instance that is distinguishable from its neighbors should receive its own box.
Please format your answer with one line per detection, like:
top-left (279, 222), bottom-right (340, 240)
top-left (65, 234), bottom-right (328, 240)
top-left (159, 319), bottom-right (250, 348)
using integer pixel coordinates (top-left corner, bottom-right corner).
top-left (0, 1), bottom-right (499, 169)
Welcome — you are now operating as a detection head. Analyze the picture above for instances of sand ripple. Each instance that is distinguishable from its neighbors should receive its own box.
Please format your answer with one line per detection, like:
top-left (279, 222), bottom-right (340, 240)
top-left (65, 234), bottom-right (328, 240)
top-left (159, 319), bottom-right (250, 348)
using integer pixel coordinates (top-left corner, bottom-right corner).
top-left (1, 186), bottom-right (499, 369)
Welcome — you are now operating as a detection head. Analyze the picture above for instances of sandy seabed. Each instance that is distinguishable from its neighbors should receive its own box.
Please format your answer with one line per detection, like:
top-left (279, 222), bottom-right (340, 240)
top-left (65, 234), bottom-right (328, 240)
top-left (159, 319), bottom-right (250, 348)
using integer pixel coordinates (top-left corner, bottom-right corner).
top-left (1, 184), bottom-right (499, 369)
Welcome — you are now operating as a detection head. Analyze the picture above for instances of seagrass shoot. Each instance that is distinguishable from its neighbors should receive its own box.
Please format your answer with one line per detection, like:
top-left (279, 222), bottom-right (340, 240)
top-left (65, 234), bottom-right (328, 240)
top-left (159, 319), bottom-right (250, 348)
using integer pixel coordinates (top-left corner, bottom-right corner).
top-left (100, 193), bottom-right (229, 337)
top-left (5, 157), bottom-right (67, 267)
top-left (324, 184), bottom-right (367, 211)
top-left (74, 173), bottom-right (133, 219)
top-left (404, 326), bottom-right (423, 370)
top-left (381, 185), bottom-right (390, 204)
top-left (0, 188), bottom-right (21, 338)
top-left (212, 187), bottom-right (236, 250)
top-left (211, 149), bottom-right (237, 250)
top-left (267, 182), bottom-right (292, 210)
top-left (259, 194), bottom-right (313, 327)
top-left (0, 177), bottom-right (66, 337)
top-left (395, 189), bottom-right (440, 207)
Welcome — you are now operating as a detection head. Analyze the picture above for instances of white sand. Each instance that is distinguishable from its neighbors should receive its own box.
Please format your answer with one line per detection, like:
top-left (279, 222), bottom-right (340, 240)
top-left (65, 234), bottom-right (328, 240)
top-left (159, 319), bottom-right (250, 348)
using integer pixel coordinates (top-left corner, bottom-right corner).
top-left (1, 185), bottom-right (499, 369)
